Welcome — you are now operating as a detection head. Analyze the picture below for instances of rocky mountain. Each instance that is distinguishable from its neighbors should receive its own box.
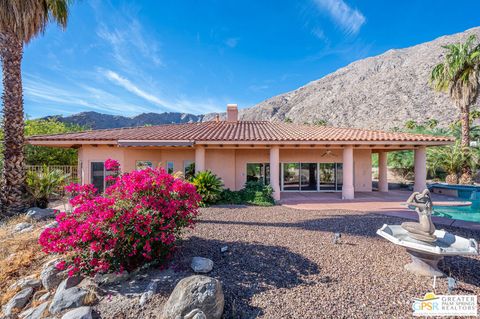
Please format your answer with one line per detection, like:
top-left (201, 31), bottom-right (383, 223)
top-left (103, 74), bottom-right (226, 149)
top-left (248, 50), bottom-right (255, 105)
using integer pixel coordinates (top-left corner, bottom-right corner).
top-left (239, 27), bottom-right (480, 130)
top-left (48, 27), bottom-right (480, 131)
top-left (45, 111), bottom-right (203, 129)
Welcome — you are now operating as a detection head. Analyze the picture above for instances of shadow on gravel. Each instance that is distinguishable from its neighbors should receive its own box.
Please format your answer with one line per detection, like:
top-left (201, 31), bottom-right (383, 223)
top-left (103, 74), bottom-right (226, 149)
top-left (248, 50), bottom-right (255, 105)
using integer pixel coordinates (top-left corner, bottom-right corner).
top-left (175, 236), bottom-right (320, 319)
top-left (441, 255), bottom-right (480, 287)
top-left (199, 213), bottom-right (407, 238)
top-left (201, 214), bottom-right (480, 239)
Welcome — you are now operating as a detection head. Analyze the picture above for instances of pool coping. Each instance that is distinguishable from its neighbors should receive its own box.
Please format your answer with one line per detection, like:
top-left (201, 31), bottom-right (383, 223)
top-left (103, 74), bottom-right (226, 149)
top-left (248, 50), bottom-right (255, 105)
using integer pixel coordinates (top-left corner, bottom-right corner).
top-left (377, 210), bottom-right (480, 231)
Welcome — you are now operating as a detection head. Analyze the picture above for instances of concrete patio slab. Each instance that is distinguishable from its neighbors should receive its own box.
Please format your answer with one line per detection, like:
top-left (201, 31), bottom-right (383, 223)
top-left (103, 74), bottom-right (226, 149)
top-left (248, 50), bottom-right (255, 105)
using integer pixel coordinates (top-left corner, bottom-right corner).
top-left (279, 190), bottom-right (479, 231)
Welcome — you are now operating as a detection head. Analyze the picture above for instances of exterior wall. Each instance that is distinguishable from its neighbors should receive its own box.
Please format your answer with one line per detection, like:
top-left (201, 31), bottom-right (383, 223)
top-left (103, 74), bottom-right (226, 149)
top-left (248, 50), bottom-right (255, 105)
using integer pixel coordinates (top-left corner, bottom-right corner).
top-left (280, 149), bottom-right (343, 163)
top-left (79, 146), bottom-right (126, 185)
top-left (78, 146), bottom-right (194, 184)
top-left (234, 149), bottom-right (269, 190)
top-left (354, 149), bottom-right (372, 192)
top-left (159, 149), bottom-right (195, 173)
top-left (122, 149), bottom-right (163, 172)
top-left (205, 149), bottom-right (236, 190)
top-left (78, 146), bottom-right (373, 193)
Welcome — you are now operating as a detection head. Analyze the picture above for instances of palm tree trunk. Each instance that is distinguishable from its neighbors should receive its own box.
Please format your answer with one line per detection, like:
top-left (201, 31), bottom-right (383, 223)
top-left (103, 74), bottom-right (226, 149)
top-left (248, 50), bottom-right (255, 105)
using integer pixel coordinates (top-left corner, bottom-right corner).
top-left (0, 32), bottom-right (26, 214)
top-left (460, 108), bottom-right (470, 148)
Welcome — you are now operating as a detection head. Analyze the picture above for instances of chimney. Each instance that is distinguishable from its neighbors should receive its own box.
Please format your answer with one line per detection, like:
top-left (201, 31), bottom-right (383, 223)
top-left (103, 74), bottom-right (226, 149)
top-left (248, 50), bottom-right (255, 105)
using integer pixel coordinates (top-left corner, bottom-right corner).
top-left (226, 104), bottom-right (238, 122)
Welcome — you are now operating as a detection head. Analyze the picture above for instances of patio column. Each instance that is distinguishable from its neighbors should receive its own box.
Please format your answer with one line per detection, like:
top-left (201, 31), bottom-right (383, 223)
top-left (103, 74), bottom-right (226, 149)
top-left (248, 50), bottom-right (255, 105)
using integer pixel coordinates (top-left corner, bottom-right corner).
top-left (342, 146), bottom-right (354, 199)
top-left (270, 146), bottom-right (281, 201)
top-left (195, 146), bottom-right (205, 172)
top-left (378, 151), bottom-right (388, 192)
top-left (414, 146), bottom-right (427, 192)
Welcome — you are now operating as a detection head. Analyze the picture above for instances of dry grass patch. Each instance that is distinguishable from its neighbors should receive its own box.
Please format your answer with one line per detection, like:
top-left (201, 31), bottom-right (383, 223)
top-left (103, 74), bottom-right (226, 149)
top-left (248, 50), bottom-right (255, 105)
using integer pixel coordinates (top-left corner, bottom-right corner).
top-left (0, 216), bottom-right (51, 306)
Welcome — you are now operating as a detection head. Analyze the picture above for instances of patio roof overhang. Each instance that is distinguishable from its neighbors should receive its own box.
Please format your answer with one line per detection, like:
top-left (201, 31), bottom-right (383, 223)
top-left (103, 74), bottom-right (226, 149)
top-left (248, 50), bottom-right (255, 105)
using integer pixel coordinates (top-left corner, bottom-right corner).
top-left (118, 140), bottom-right (194, 147)
top-left (28, 139), bottom-right (453, 149)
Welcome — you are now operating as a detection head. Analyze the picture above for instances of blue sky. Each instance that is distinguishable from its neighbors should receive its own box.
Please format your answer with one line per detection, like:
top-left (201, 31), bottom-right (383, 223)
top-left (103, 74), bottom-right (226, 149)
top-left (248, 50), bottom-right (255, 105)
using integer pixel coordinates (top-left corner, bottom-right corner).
top-left (19, 0), bottom-right (480, 118)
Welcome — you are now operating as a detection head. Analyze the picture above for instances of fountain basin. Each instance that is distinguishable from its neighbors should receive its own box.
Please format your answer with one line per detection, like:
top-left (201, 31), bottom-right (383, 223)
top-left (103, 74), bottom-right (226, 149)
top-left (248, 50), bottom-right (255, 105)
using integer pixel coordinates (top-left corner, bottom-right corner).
top-left (377, 224), bottom-right (478, 277)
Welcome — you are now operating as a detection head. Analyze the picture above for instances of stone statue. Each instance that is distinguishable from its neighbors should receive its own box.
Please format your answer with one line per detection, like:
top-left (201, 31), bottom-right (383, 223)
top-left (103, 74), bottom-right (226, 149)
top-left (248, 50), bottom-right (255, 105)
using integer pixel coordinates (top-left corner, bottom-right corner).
top-left (401, 189), bottom-right (437, 242)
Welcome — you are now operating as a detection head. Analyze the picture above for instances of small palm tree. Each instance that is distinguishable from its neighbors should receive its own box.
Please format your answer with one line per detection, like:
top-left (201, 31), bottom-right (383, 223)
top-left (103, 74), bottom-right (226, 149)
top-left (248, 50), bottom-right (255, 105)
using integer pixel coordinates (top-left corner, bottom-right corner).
top-left (0, 0), bottom-right (70, 213)
top-left (430, 34), bottom-right (480, 149)
top-left (26, 165), bottom-right (69, 208)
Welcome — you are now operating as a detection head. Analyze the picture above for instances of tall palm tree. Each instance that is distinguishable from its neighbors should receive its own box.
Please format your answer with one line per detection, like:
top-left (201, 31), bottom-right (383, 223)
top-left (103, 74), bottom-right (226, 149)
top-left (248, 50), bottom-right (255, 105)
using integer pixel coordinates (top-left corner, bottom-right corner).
top-left (0, 0), bottom-right (70, 213)
top-left (430, 34), bottom-right (480, 149)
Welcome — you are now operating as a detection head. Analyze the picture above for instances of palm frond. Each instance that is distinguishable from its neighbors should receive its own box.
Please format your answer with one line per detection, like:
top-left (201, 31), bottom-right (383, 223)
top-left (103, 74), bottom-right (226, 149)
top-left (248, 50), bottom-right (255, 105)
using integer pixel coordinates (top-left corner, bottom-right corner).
top-left (0, 0), bottom-right (71, 43)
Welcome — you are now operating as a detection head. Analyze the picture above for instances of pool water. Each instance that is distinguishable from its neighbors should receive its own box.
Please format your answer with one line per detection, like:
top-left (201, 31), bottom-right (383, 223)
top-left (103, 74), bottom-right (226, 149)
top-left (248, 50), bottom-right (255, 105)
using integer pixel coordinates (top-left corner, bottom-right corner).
top-left (433, 200), bottom-right (480, 223)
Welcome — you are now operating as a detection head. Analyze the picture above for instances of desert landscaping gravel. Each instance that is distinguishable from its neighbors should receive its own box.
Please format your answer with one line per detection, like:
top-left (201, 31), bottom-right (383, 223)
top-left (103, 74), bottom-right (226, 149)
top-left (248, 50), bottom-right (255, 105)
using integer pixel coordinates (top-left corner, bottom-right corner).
top-left (94, 205), bottom-right (480, 319)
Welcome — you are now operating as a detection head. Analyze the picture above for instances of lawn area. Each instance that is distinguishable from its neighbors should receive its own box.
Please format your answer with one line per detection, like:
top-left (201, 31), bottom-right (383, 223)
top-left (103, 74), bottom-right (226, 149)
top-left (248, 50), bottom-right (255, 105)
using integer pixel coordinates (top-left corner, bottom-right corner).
top-left (95, 205), bottom-right (480, 318)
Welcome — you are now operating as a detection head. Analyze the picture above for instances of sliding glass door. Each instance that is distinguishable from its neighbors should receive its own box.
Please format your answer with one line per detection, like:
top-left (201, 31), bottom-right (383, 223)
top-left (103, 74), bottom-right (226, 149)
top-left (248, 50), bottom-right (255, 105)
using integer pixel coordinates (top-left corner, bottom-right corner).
top-left (300, 163), bottom-right (318, 191)
top-left (319, 163), bottom-right (336, 191)
top-left (283, 163), bottom-right (300, 191)
top-left (282, 162), bottom-right (343, 192)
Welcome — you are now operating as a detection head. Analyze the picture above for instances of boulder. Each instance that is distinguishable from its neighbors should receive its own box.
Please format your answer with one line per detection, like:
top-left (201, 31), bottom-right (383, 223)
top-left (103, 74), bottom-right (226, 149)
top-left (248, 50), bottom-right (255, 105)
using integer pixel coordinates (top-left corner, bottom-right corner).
top-left (14, 222), bottom-right (33, 233)
top-left (162, 275), bottom-right (224, 319)
top-left (37, 292), bottom-right (51, 302)
top-left (184, 309), bottom-right (207, 319)
top-left (3, 287), bottom-right (34, 316)
top-left (40, 259), bottom-right (66, 290)
top-left (44, 221), bottom-right (59, 229)
top-left (10, 275), bottom-right (41, 290)
top-left (61, 306), bottom-right (92, 319)
top-left (139, 280), bottom-right (158, 306)
top-left (93, 271), bottom-right (129, 285)
top-left (19, 302), bottom-right (48, 319)
top-left (49, 278), bottom-right (88, 314)
top-left (190, 257), bottom-right (213, 273)
top-left (25, 207), bottom-right (55, 221)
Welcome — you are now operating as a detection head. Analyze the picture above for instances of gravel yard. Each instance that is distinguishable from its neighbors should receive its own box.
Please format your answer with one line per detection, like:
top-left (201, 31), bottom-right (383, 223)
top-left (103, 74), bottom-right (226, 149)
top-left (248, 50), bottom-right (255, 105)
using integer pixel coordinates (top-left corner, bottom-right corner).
top-left (95, 205), bottom-right (480, 319)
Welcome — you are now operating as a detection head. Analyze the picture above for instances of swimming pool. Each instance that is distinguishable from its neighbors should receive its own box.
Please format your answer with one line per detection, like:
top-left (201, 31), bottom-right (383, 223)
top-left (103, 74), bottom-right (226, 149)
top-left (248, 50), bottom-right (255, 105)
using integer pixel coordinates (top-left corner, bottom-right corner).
top-left (433, 200), bottom-right (480, 223)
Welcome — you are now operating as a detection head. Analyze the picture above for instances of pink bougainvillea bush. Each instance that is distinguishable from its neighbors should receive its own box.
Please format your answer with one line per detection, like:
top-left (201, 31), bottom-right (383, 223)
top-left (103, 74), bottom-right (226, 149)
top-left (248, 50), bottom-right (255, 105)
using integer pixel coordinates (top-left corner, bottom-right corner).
top-left (39, 159), bottom-right (201, 276)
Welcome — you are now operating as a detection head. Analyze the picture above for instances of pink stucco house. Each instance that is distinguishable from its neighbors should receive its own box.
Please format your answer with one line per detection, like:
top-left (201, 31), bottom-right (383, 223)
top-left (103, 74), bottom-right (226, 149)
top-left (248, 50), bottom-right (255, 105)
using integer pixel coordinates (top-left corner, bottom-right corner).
top-left (29, 105), bottom-right (453, 200)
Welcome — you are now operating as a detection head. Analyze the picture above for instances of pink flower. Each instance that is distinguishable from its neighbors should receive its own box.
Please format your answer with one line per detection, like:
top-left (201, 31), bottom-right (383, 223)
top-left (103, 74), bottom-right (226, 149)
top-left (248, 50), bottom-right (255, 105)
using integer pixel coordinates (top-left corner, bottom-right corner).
top-left (39, 165), bottom-right (200, 277)
top-left (105, 159), bottom-right (120, 171)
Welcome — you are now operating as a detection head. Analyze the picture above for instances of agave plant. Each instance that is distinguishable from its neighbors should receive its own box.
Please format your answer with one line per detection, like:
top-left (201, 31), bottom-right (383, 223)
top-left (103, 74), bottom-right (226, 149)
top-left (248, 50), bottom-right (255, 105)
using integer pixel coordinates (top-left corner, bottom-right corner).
top-left (191, 171), bottom-right (224, 206)
top-left (26, 165), bottom-right (69, 208)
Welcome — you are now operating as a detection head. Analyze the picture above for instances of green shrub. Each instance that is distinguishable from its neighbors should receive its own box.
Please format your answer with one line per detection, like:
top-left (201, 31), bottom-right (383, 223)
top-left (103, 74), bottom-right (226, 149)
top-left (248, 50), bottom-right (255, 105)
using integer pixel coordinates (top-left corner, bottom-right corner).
top-left (219, 181), bottom-right (274, 206)
top-left (191, 171), bottom-right (224, 206)
top-left (219, 188), bottom-right (243, 204)
top-left (26, 165), bottom-right (69, 208)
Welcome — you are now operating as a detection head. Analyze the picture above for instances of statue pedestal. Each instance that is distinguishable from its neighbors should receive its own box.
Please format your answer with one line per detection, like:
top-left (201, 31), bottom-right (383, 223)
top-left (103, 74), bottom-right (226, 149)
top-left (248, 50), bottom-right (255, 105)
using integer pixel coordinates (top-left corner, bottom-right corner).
top-left (376, 224), bottom-right (478, 278)
top-left (405, 249), bottom-right (444, 277)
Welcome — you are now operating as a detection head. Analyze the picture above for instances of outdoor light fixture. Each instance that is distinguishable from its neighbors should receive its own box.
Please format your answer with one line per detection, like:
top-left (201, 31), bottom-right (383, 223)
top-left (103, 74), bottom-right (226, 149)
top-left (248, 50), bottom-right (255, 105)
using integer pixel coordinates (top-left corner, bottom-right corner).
top-left (333, 232), bottom-right (341, 244)
top-left (447, 277), bottom-right (457, 293)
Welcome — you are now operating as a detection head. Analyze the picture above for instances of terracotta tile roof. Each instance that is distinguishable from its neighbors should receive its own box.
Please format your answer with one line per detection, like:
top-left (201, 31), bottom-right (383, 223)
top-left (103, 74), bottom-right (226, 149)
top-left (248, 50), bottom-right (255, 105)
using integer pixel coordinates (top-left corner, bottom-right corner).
top-left (28, 121), bottom-right (454, 143)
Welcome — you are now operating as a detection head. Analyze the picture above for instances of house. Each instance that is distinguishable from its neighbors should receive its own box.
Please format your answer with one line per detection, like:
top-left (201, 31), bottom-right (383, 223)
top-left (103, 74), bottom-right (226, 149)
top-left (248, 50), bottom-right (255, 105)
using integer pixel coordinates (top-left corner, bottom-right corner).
top-left (28, 104), bottom-right (453, 200)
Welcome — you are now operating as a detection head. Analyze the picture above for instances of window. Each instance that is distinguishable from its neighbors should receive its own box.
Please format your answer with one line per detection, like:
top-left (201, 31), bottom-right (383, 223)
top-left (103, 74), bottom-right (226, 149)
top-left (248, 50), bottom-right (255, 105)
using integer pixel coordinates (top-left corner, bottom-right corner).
top-left (246, 163), bottom-right (270, 185)
top-left (166, 161), bottom-right (174, 174)
top-left (184, 161), bottom-right (195, 180)
top-left (91, 162), bottom-right (105, 193)
top-left (136, 161), bottom-right (153, 170)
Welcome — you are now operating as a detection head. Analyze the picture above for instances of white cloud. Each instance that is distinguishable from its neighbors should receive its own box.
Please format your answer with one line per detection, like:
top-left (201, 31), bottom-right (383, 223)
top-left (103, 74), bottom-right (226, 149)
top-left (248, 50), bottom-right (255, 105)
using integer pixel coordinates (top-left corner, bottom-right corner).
top-left (93, 2), bottom-right (163, 74)
top-left (102, 69), bottom-right (222, 114)
top-left (103, 69), bottom-right (170, 108)
top-left (23, 73), bottom-right (151, 115)
top-left (313, 0), bottom-right (365, 35)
